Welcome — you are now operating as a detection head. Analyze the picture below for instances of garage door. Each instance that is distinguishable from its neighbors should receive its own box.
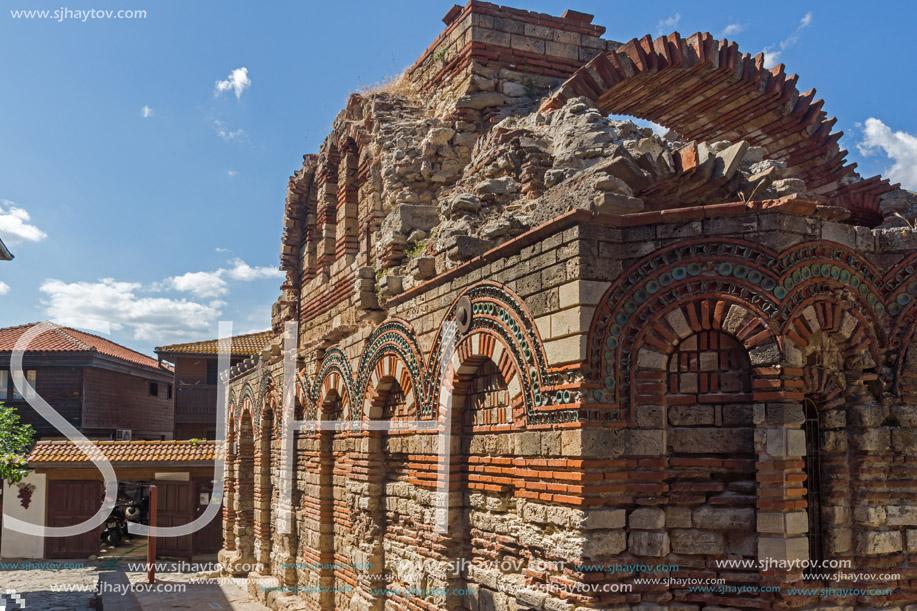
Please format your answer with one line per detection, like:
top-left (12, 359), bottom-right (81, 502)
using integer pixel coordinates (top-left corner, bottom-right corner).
top-left (155, 481), bottom-right (194, 558)
top-left (45, 480), bottom-right (102, 559)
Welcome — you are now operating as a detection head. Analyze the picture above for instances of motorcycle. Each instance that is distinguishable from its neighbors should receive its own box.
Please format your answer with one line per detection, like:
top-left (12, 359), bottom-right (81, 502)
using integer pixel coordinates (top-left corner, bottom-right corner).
top-left (100, 503), bottom-right (128, 547)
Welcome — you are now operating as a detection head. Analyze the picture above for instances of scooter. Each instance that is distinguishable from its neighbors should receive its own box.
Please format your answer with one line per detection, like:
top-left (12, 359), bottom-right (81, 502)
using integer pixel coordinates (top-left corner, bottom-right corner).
top-left (101, 504), bottom-right (128, 547)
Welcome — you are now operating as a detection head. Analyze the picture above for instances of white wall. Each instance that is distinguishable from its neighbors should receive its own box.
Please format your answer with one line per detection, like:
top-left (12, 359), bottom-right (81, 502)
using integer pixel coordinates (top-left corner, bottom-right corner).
top-left (1, 472), bottom-right (46, 558)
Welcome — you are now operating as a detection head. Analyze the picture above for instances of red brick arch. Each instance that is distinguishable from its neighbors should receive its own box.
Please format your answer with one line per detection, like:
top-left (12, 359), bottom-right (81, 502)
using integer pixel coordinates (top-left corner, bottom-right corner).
top-left (782, 296), bottom-right (882, 374)
top-left (631, 297), bottom-right (786, 411)
top-left (447, 331), bottom-right (525, 427)
top-left (539, 32), bottom-right (895, 225)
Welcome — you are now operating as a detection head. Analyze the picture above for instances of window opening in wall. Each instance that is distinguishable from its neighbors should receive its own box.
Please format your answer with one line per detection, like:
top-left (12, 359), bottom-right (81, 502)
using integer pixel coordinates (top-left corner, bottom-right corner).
top-left (206, 359), bottom-right (219, 386)
top-left (804, 395), bottom-right (826, 573)
top-left (149, 381), bottom-right (159, 397)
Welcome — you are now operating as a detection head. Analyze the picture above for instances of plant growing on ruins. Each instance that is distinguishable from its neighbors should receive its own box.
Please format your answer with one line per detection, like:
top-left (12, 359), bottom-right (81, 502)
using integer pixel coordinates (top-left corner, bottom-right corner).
top-left (739, 175), bottom-right (768, 205)
top-left (405, 238), bottom-right (426, 259)
top-left (523, 71), bottom-right (539, 99)
top-left (892, 212), bottom-right (917, 230)
top-left (0, 404), bottom-right (35, 485)
top-left (433, 45), bottom-right (449, 63)
top-left (358, 70), bottom-right (418, 100)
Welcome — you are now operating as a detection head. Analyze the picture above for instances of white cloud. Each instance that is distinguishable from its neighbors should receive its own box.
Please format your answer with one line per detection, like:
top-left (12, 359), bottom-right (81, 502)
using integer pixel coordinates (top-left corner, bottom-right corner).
top-left (164, 258), bottom-right (282, 298)
top-left (215, 247), bottom-right (229, 253)
top-left (215, 120), bottom-right (244, 141)
top-left (763, 12), bottom-right (813, 68)
top-left (214, 67), bottom-right (251, 99)
top-left (857, 118), bottom-right (917, 190)
top-left (721, 23), bottom-right (745, 37)
top-left (0, 282), bottom-right (9, 296)
top-left (227, 170), bottom-right (237, 177)
top-left (166, 270), bottom-right (228, 298)
top-left (0, 199), bottom-right (47, 244)
top-left (40, 258), bottom-right (281, 341)
top-left (140, 105), bottom-right (153, 118)
top-left (224, 258), bottom-right (283, 281)
top-left (656, 13), bottom-right (680, 34)
top-left (40, 278), bottom-right (223, 343)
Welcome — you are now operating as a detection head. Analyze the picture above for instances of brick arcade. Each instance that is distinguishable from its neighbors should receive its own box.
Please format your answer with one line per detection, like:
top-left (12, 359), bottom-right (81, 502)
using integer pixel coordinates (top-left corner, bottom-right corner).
top-left (219, 3), bottom-right (917, 610)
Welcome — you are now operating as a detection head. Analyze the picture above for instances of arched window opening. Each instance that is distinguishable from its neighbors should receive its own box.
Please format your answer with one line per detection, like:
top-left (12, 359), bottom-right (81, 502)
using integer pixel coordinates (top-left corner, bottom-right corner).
top-left (667, 330), bottom-right (751, 397)
top-left (803, 395), bottom-right (826, 573)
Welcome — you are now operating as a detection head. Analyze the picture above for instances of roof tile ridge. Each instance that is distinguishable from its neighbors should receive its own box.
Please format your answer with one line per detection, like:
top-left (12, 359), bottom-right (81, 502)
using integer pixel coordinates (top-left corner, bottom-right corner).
top-left (49, 323), bottom-right (95, 352)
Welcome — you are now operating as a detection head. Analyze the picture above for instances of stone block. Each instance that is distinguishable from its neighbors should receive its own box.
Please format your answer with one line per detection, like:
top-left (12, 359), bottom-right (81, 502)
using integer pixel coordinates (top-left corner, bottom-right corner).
top-left (722, 405), bottom-right (755, 426)
top-left (765, 404), bottom-right (805, 426)
top-left (857, 530), bottom-right (902, 555)
top-left (887, 506), bottom-right (917, 526)
top-left (550, 306), bottom-right (593, 339)
top-left (855, 505), bottom-right (887, 526)
top-left (785, 511), bottom-right (808, 535)
top-left (635, 405), bottom-right (665, 428)
top-left (669, 428), bottom-right (753, 454)
top-left (581, 508), bottom-right (626, 530)
top-left (665, 308), bottom-right (692, 338)
top-left (665, 507), bottom-right (692, 529)
top-left (593, 192), bottom-right (644, 214)
top-left (907, 530), bottom-right (917, 552)
top-left (629, 508), bottom-right (665, 530)
top-left (628, 531), bottom-right (670, 557)
top-left (757, 512), bottom-right (784, 535)
top-left (827, 527), bottom-right (852, 555)
top-left (692, 507), bottom-right (754, 530)
top-left (625, 430), bottom-right (665, 456)
top-left (582, 530), bottom-right (627, 558)
top-left (668, 405), bottom-right (713, 426)
top-left (636, 348), bottom-right (666, 371)
top-left (849, 403), bottom-right (885, 427)
top-left (516, 431), bottom-right (542, 456)
top-left (748, 342), bottom-right (781, 366)
top-left (892, 429), bottom-right (917, 454)
top-left (558, 279), bottom-right (609, 308)
top-left (893, 405), bottom-right (917, 427)
top-left (853, 429), bottom-right (890, 453)
top-left (786, 429), bottom-right (806, 457)
top-left (670, 530), bottom-right (724, 555)
top-left (757, 536), bottom-right (807, 563)
top-left (544, 335), bottom-right (587, 365)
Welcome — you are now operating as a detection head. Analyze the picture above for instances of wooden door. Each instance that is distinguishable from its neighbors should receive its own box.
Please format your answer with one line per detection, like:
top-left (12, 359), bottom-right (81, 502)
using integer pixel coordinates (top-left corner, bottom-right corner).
top-left (45, 480), bottom-right (102, 559)
top-left (154, 481), bottom-right (194, 558)
top-left (191, 478), bottom-right (222, 554)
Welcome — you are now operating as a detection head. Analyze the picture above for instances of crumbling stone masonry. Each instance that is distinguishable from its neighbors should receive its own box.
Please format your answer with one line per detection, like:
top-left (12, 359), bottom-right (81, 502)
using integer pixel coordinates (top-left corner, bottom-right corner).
top-left (220, 3), bottom-right (917, 610)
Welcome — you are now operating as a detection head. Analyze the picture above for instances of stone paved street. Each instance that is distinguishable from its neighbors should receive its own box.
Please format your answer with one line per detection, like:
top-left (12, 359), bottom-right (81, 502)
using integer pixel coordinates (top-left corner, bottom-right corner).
top-left (0, 561), bottom-right (102, 610)
top-left (124, 571), bottom-right (271, 610)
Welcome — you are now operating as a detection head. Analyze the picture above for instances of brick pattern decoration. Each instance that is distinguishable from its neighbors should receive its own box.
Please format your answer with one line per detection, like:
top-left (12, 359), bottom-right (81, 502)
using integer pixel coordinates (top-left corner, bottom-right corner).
top-left (407, 1), bottom-right (612, 94)
top-left (218, 2), bottom-right (917, 603)
top-left (666, 330), bottom-right (751, 397)
top-left (233, 410), bottom-right (256, 568)
top-left (539, 33), bottom-right (896, 226)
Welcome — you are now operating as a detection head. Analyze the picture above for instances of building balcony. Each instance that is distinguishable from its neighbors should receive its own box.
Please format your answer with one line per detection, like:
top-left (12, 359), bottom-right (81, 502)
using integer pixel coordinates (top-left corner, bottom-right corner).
top-left (174, 384), bottom-right (217, 423)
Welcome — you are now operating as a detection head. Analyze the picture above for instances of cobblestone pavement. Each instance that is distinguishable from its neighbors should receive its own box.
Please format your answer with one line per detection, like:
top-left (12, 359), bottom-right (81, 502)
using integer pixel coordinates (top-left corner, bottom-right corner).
top-left (124, 571), bottom-right (271, 610)
top-left (0, 561), bottom-right (101, 610)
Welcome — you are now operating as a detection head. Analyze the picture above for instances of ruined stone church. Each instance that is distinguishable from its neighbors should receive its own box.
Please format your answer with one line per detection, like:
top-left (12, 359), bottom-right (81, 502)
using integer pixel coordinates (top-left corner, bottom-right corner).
top-left (220, 3), bottom-right (917, 610)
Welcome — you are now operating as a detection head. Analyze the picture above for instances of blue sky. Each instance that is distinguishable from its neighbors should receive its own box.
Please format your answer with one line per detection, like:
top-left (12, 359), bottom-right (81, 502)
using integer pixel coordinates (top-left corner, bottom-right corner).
top-left (1, 0), bottom-right (915, 356)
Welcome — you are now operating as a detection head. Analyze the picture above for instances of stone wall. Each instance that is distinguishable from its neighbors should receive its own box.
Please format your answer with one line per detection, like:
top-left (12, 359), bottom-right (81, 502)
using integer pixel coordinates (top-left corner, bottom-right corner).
top-left (221, 2), bottom-right (917, 610)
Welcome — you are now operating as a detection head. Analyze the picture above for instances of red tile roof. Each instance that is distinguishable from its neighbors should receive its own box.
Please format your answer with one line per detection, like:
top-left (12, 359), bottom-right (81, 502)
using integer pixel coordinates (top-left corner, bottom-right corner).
top-left (27, 439), bottom-right (220, 464)
top-left (0, 322), bottom-right (168, 372)
top-left (156, 330), bottom-right (272, 357)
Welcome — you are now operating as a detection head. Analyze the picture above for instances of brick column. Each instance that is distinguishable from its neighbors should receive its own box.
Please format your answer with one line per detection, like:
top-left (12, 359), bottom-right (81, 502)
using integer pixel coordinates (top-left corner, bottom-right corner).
top-left (755, 367), bottom-right (809, 583)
